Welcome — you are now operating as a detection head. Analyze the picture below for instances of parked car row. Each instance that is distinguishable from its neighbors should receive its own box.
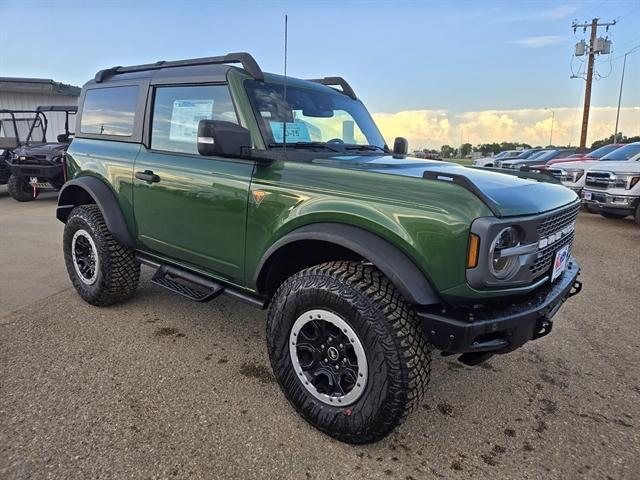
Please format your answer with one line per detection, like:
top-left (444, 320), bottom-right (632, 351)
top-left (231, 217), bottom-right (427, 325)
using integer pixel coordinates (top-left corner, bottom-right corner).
top-left (484, 142), bottom-right (640, 225)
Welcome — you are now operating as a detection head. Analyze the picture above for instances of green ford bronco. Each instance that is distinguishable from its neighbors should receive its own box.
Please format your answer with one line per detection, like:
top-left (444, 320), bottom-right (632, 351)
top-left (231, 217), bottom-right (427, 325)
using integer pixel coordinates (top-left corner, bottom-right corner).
top-left (57, 53), bottom-right (582, 443)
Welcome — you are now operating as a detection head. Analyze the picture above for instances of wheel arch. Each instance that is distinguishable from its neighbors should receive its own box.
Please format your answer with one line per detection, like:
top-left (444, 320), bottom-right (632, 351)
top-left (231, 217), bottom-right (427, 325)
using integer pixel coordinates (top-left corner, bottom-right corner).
top-left (254, 223), bottom-right (440, 306)
top-left (56, 177), bottom-right (135, 248)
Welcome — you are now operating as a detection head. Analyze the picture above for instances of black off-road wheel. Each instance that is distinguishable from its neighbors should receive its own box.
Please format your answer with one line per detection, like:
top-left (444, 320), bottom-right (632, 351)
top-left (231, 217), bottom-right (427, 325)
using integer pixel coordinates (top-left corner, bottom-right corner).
top-left (63, 205), bottom-right (140, 306)
top-left (599, 211), bottom-right (628, 220)
top-left (267, 261), bottom-right (431, 444)
top-left (7, 175), bottom-right (35, 202)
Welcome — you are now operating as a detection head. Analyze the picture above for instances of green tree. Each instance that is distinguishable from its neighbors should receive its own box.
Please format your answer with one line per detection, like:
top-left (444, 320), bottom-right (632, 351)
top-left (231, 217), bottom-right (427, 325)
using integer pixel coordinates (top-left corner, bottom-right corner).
top-left (440, 145), bottom-right (455, 158)
top-left (460, 143), bottom-right (473, 157)
top-left (591, 133), bottom-right (640, 149)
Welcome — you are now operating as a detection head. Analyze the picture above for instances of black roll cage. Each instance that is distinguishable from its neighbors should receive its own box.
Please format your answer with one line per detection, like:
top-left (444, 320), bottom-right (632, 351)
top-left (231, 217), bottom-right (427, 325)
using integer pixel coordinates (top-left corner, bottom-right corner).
top-left (0, 106), bottom-right (77, 146)
top-left (0, 109), bottom-right (47, 145)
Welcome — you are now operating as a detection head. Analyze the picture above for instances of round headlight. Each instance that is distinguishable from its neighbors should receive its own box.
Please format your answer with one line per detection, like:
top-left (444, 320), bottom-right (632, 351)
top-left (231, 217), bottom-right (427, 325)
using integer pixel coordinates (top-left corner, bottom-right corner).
top-left (489, 227), bottom-right (521, 279)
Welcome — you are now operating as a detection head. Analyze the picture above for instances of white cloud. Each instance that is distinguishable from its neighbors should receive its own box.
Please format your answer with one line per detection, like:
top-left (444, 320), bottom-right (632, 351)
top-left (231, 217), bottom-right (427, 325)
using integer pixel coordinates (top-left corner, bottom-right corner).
top-left (509, 35), bottom-right (564, 48)
top-left (543, 5), bottom-right (578, 20)
top-left (501, 5), bottom-right (577, 22)
top-left (372, 107), bottom-right (640, 150)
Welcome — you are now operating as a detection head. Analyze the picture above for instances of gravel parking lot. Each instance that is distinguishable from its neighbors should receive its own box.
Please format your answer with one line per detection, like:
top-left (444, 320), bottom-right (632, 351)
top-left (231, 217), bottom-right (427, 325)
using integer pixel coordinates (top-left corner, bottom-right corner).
top-left (1, 187), bottom-right (639, 480)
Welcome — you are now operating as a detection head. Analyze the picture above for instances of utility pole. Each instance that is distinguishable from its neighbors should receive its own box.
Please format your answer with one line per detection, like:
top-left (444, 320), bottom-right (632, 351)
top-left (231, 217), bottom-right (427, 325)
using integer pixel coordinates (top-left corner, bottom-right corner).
top-left (572, 18), bottom-right (616, 149)
top-left (614, 45), bottom-right (640, 142)
top-left (545, 108), bottom-right (555, 146)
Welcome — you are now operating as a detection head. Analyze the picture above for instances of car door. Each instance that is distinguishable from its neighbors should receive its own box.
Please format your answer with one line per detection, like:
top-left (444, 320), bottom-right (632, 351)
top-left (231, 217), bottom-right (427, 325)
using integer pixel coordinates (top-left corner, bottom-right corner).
top-left (132, 83), bottom-right (254, 284)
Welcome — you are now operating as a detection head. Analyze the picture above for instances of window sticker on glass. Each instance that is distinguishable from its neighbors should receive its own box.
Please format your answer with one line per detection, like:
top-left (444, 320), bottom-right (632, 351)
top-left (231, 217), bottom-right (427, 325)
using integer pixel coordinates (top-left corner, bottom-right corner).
top-left (269, 121), bottom-right (311, 143)
top-left (169, 100), bottom-right (214, 142)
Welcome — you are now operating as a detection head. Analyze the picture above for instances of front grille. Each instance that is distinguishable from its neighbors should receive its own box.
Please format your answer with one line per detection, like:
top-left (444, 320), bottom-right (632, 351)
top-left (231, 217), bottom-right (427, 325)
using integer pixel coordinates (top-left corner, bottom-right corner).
top-left (536, 203), bottom-right (580, 238)
top-left (530, 231), bottom-right (574, 276)
top-left (546, 168), bottom-right (570, 181)
top-left (585, 171), bottom-right (613, 189)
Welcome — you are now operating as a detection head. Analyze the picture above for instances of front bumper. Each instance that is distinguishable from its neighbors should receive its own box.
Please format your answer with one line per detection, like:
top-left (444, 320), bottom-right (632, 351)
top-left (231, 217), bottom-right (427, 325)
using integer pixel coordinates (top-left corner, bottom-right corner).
top-left (417, 257), bottom-right (581, 357)
top-left (582, 189), bottom-right (639, 214)
top-left (7, 161), bottom-right (63, 179)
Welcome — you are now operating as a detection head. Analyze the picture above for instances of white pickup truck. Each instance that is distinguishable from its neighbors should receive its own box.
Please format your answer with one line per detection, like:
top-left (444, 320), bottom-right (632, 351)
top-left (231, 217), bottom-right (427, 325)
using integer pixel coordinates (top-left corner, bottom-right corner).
top-left (546, 142), bottom-right (640, 196)
top-left (581, 154), bottom-right (640, 225)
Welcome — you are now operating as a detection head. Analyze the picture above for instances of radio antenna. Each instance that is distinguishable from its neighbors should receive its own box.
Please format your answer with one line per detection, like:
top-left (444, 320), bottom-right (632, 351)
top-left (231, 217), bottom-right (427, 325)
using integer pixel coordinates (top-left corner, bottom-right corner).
top-left (283, 14), bottom-right (288, 153)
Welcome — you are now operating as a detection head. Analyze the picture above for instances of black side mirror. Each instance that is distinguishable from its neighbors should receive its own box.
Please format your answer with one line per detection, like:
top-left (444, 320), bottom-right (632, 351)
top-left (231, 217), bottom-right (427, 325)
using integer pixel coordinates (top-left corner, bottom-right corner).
top-left (393, 137), bottom-right (408, 158)
top-left (197, 120), bottom-right (251, 157)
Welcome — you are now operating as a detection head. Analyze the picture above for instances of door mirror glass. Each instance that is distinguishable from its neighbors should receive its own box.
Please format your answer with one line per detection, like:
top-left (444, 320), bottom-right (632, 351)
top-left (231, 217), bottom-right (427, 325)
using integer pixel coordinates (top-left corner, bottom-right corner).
top-left (197, 120), bottom-right (251, 157)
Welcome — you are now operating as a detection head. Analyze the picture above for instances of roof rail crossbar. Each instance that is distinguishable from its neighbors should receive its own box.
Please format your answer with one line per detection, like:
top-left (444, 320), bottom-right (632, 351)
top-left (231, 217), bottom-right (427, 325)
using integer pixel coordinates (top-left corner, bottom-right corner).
top-left (36, 106), bottom-right (78, 113)
top-left (94, 52), bottom-right (264, 83)
top-left (307, 77), bottom-right (357, 99)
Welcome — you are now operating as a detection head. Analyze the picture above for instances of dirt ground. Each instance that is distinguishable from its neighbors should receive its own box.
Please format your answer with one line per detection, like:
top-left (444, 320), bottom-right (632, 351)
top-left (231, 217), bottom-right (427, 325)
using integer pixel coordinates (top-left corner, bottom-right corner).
top-left (1, 188), bottom-right (639, 479)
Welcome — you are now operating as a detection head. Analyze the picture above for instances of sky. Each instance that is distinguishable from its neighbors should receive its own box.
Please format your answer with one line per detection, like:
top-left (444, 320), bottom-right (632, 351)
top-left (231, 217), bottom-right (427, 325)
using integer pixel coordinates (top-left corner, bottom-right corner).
top-left (1, 0), bottom-right (638, 149)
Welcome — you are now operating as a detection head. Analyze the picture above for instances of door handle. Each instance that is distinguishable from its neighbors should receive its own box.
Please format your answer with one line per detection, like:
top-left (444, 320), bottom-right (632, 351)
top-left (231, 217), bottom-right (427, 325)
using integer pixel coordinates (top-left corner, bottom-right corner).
top-left (135, 170), bottom-right (160, 183)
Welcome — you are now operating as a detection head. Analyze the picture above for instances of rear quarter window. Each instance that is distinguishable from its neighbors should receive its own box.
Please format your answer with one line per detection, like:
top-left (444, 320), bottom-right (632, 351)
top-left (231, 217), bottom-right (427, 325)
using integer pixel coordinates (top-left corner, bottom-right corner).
top-left (80, 86), bottom-right (139, 136)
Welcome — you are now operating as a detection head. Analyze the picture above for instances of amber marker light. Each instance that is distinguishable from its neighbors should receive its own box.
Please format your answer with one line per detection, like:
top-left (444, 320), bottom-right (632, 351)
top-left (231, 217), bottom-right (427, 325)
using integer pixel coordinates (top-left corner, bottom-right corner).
top-left (467, 234), bottom-right (480, 268)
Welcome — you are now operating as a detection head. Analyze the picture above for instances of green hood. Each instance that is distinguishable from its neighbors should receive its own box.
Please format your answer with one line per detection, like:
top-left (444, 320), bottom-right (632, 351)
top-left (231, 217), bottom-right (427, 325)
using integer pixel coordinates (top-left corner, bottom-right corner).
top-left (313, 155), bottom-right (578, 217)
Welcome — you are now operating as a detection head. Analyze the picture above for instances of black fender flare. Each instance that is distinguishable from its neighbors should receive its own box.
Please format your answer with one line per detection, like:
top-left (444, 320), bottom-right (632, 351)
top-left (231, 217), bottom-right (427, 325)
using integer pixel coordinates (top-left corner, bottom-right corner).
top-left (56, 177), bottom-right (135, 248)
top-left (255, 223), bottom-right (441, 306)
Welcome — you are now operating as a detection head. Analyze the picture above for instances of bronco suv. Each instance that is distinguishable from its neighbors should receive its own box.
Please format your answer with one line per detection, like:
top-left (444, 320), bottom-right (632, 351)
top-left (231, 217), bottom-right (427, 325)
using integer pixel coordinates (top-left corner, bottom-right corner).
top-left (56, 53), bottom-right (582, 443)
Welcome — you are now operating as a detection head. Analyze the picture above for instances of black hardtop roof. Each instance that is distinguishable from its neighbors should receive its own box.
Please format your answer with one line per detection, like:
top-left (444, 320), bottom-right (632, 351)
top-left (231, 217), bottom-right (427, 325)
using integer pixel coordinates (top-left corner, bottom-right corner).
top-left (86, 52), bottom-right (357, 99)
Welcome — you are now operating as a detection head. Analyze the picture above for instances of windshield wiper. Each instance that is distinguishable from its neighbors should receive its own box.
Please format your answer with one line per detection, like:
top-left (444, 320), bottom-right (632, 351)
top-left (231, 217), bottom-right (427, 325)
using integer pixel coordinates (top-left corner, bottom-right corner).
top-left (268, 141), bottom-right (343, 152)
top-left (344, 144), bottom-right (387, 153)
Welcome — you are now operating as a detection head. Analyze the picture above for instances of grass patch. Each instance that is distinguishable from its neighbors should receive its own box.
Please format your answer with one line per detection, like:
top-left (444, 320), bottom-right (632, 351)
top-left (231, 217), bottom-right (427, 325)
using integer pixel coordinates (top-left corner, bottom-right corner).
top-left (446, 158), bottom-right (474, 166)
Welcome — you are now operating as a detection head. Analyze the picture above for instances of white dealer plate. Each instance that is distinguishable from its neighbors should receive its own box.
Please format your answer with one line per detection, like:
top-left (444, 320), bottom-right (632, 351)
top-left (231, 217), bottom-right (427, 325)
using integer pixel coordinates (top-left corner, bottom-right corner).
top-left (584, 191), bottom-right (592, 201)
top-left (551, 245), bottom-right (569, 282)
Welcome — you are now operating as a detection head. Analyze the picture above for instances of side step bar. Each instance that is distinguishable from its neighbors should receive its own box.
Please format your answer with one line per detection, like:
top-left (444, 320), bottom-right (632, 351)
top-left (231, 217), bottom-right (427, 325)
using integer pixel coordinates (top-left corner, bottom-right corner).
top-left (136, 254), bottom-right (268, 309)
top-left (151, 265), bottom-right (224, 302)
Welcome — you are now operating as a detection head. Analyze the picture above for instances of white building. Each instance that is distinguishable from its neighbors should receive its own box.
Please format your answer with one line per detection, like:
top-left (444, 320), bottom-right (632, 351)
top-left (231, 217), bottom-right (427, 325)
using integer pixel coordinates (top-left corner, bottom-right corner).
top-left (0, 77), bottom-right (80, 140)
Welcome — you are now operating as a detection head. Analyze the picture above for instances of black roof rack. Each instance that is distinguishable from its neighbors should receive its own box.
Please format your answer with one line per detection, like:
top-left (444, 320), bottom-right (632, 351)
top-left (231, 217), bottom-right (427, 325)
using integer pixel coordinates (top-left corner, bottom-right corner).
top-left (94, 52), bottom-right (264, 83)
top-left (307, 77), bottom-right (357, 99)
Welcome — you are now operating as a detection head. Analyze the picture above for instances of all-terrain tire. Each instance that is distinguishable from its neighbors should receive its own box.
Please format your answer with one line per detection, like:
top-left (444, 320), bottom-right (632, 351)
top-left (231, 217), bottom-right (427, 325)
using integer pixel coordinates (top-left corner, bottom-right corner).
top-left (584, 203), bottom-right (599, 214)
top-left (267, 261), bottom-right (431, 444)
top-left (7, 175), bottom-right (35, 202)
top-left (600, 211), bottom-right (628, 220)
top-left (63, 205), bottom-right (140, 306)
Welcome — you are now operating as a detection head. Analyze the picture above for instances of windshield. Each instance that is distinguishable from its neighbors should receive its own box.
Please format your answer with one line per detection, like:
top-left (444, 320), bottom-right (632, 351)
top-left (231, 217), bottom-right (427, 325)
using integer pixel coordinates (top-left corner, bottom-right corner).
top-left (244, 80), bottom-right (387, 150)
top-left (534, 150), bottom-right (560, 161)
top-left (600, 143), bottom-right (640, 161)
top-left (589, 144), bottom-right (621, 158)
top-left (517, 150), bottom-right (538, 158)
top-left (0, 114), bottom-right (45, 144)
top-left (526, 150), bottom-right (549, 160)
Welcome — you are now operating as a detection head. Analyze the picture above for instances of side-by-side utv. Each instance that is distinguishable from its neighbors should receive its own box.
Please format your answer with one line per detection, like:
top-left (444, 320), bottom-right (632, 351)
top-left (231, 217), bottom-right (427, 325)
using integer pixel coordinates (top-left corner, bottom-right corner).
top-left (1, 109), bottom-right (46, 188)
top-left (2, 106), bottom-right (77, 201)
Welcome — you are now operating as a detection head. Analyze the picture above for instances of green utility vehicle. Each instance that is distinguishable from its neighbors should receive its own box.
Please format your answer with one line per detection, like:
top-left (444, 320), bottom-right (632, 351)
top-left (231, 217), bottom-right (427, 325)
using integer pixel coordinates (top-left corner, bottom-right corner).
top-left (57, 53), bottom-right (582, 443)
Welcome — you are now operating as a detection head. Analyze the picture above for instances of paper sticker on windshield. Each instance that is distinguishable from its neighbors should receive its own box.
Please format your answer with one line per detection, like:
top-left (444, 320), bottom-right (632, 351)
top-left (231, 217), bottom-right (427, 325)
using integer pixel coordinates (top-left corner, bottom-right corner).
top-left (270, 121), bottom-right (311, 143)
top-left (169, 100), bottom-right (214, 142)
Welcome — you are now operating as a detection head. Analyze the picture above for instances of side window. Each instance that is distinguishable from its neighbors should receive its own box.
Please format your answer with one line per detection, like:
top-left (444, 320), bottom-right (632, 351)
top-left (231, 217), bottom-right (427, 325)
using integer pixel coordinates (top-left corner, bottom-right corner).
top-left (80, 86), bottom-right (138, 136)
top-left (151, 85), bottom-right (238, 155)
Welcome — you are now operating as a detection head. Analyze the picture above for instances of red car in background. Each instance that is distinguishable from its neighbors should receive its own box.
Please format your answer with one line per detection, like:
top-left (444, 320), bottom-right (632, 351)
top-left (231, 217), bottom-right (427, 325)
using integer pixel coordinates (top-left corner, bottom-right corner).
top-left (545, 143), bottom-right (624, 167)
